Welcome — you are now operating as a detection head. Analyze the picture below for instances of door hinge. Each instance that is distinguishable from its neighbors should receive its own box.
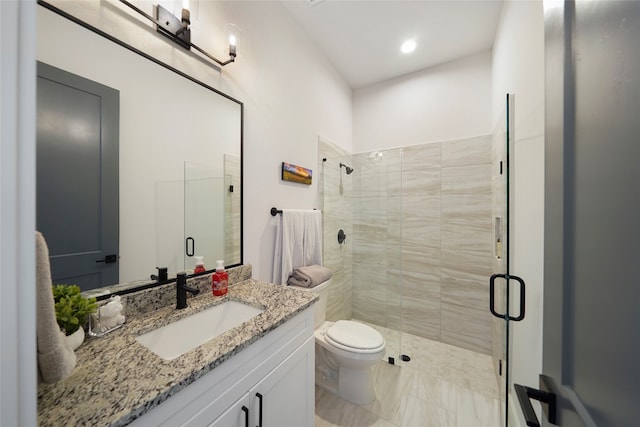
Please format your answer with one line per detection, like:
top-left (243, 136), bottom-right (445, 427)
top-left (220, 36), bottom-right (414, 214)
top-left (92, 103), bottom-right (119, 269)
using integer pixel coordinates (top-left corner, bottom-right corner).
top-left (499, 359), bottom-right (503, 376)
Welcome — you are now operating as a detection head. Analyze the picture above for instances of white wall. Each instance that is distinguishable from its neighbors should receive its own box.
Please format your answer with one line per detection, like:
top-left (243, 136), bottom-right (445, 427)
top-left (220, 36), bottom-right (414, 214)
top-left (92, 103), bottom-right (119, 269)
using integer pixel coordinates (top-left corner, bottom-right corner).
top-left (40, 0), bottom-right (353, 282)
top-left (215, 2), bottom-right (353, 281)
top-left (353, 51), bottom-right (492, 152)
top-left (492, 1), bottom-right (545, 425)
top-left (1, 2), bottom-right (37, 425)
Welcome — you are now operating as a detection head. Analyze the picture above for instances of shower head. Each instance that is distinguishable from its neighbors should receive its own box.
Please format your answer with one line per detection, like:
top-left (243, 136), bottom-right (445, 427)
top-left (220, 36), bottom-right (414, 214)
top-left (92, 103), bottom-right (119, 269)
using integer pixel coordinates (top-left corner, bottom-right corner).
top-left (339, 162), bottom-right (354, 175)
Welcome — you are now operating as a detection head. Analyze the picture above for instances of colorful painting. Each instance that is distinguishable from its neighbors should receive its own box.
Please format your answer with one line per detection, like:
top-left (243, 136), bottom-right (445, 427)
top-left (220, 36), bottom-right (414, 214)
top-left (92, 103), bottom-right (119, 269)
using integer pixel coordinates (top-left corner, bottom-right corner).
top-left (281, 162), bottom-right (312, 185)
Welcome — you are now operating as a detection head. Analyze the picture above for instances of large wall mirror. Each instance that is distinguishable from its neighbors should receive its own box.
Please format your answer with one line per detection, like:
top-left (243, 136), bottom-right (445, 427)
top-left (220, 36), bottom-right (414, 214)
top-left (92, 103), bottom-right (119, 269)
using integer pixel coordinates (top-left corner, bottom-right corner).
top-left (36, 3), bottom-right (243, 293)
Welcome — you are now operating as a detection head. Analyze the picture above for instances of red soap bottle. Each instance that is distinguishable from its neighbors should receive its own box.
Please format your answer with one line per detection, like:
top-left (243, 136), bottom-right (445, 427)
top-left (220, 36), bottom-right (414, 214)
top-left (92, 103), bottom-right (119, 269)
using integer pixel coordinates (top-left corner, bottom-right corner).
top-left (212, 260), bottom-right (228, 296)
top-left (194, 256), bottom-right (206, 274)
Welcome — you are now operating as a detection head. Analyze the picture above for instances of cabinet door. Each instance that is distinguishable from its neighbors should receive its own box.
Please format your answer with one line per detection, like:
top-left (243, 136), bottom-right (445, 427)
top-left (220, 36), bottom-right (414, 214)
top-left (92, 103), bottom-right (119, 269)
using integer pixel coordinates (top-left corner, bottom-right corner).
top-left (208, 392), bottom-right (250, 427)
top-left (250, 337), bottom-right (314, 427)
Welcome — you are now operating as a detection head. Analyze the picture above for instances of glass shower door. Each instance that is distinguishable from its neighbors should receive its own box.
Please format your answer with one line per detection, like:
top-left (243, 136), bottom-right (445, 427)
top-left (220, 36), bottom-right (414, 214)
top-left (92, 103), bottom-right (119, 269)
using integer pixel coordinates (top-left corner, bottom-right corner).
top-left (320, 151), bottom-right (404, 365)
top-left (184, 161), bottom-right (225, 272)
top-left (490, 93), bottom-right (526, 427)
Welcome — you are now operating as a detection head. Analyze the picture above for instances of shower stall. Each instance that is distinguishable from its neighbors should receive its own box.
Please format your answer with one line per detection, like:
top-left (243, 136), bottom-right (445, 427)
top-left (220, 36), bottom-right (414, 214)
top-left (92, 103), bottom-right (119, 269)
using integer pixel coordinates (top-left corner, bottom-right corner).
top-left (319, 116), bottom-right (511, 422)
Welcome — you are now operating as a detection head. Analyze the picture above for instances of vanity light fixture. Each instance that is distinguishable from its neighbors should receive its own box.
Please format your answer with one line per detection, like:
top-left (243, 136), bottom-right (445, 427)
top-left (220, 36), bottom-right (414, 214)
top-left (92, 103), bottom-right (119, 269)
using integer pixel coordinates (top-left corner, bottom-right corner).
top-left (118, 0), bottom-right (238, 67)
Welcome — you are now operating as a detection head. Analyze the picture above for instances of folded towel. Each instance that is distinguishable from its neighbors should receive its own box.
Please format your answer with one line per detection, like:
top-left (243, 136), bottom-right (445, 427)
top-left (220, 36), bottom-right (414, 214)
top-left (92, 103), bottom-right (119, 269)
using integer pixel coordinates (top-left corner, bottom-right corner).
top-left (272, 209), bottom-right (323, 285)
top-left (287, 265), bottom-right (333, 288)
top-left (36, 231), bottom-right (77, 384)
top-left (98, 314), bottom-right (125, 331)
top-left (99, 296), bottom-right (123, 318)
top-left (90, 295), bottom-right (126, 334)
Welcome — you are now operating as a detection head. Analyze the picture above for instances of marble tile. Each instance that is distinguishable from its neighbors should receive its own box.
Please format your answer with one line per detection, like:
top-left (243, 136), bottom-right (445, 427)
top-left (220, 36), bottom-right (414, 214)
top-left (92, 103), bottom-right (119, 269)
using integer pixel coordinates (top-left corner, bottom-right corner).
top-left (326, 269), bottom-right (352, 322)
top-left (441, 164), bottom-right (491, 195)
top-left (354, 163), bottom-right (389, 198)
top-left (353, 288), bottom-right (388, 326)
top-left (441, 249), bottom-right (492, 311)
top-left (441, 192), bottom-right (491, 225)
top-left (399, 269), bottom-right (441, 300)
top-left (353, 238), bottom-right (389, 266)
top-left (401, 168), bottom-right (442, 196)
top-left (408, 372), bottom-right (457, 413)
top-left (386, 220), bottom-right (403, 271)
top-left (402, 193), bottom-right (441, 222)
top-left (398, 297), bottom-right (441, 341)
top-left (456, 388), bottom-right (501, 427)
top-left (400, 245), bottom-right (441, 277)
top-left (441, 135), bottom-right (492, 168)
top-left (402, 219), bottom-right (442, 250)
top-left (354, 196), bottom-right (389, 222)
top-left (441, 221), bottom-right (492, 253)
top-left (366, 362), bottom-right (416, 422)
top-left (440, 302), bottom-right (492, 354)
top-left (314, 327), bottom-right (501, 427)
top-left (440, 279), bottom-right (489, 314)
top-left (440, 328), bottom-right (492, 356)
top-left (387, 195), bottom-right (402, 219)
top-left (402, 141), bottom-right (441, 171)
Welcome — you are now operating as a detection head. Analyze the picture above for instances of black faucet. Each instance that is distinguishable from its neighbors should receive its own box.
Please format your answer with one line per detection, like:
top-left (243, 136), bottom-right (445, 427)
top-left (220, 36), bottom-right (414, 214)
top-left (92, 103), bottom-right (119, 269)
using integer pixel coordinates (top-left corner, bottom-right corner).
top-left (150, 266), bottom-right (168, 282)
top-left (176, 272), bottom-right (200, 309)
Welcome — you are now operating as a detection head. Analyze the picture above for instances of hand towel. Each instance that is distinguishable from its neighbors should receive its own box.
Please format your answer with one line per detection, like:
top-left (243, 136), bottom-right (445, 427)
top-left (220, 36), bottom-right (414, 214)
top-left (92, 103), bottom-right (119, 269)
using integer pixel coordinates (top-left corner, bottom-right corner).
top-left (36, 231), bottom-right (77, 383)
top-left (272, 209), bottom-right (323, 285)
top-left (287, 265), bottom-right (333, 288)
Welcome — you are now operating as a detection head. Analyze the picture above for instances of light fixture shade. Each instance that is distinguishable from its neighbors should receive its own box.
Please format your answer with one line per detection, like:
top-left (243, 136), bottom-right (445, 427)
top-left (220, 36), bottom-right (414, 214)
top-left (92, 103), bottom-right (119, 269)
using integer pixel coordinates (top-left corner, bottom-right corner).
top-left (224, 23), bottom-right (242, 58)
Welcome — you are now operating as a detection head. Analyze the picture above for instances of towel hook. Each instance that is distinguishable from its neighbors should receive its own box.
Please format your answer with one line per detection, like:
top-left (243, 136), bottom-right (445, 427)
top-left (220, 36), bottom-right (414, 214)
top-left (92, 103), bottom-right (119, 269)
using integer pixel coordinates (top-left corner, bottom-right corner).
top-left (337, 229), bottom-right (347, 244)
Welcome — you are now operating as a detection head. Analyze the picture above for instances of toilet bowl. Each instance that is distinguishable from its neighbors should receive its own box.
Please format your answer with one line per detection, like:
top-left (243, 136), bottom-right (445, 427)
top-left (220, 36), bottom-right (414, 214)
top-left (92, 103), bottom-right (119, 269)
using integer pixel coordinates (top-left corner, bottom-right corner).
top-left (290, 278), bottom-right (386, 405)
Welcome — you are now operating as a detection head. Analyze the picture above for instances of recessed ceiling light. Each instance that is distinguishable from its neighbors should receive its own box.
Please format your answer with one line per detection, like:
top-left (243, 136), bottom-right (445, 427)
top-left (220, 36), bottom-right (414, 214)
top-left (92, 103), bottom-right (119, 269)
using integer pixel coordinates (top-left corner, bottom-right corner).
top-left (400, 39), bottom-right (417, 54)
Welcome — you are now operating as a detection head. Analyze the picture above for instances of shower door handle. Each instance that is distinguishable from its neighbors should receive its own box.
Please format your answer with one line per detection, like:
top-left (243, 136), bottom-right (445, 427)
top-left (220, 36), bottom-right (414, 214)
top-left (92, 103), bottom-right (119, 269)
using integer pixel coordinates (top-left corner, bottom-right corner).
top-left (489, 273), bottom-right (526, 321)
top-left (185, 237), bottom-right (195, 257)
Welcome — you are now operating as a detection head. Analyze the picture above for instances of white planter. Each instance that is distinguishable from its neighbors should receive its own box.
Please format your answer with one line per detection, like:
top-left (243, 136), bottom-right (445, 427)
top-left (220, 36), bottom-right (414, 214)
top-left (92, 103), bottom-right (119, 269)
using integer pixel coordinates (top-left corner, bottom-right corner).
top-left (66, 325), bottom-right (85, 351)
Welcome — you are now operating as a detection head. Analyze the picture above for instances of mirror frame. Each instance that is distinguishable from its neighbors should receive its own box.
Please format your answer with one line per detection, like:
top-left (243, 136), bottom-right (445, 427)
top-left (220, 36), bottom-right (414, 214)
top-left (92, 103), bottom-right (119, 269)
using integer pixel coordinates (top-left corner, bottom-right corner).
top-left (38, 0), bottom-right (243, 299)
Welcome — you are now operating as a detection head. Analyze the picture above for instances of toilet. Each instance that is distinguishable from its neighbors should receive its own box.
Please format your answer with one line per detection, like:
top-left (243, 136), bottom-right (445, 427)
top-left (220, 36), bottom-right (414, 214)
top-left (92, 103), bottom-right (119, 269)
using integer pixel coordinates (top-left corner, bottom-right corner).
top-left (291, 278), bottom-right (386, 405)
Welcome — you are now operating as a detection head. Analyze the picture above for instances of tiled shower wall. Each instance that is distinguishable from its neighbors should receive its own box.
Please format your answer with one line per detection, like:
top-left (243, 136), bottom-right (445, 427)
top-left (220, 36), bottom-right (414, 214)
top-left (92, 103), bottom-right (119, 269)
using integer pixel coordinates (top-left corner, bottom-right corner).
top-left (352, 135), bottom-right (493, 355)
top-left (318, 139), bottom-right (353, 322)
top-left (319, 135), bottom-right (494, 355)
top-left (224, 154), bottom-right (241, 263)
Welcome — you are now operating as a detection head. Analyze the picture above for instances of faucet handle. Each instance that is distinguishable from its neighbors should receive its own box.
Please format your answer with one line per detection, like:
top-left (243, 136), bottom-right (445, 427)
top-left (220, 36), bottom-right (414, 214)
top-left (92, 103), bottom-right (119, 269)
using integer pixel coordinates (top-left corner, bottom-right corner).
top-left (151, 267), bottom-right (168, 282)
top-left (176, 272), bottom-right (199, 310)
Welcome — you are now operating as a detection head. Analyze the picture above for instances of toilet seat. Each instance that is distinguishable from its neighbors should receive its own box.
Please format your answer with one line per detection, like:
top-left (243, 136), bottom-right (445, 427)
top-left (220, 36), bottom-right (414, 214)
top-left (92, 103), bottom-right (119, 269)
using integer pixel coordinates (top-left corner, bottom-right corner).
top-left (325, 320), bottom-right (385, 354)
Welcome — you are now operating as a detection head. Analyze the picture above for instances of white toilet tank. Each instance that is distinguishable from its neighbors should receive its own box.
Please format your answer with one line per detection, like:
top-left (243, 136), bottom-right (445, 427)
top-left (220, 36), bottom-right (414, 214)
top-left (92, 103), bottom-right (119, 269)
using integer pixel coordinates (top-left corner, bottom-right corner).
top-left (290, 278), bottom-right (331, 329)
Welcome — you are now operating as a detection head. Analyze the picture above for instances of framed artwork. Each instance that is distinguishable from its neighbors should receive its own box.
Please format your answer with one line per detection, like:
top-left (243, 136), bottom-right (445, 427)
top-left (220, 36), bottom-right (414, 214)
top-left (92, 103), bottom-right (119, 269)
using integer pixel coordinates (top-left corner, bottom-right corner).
top-left (281, 162), bottom-right (312, 185)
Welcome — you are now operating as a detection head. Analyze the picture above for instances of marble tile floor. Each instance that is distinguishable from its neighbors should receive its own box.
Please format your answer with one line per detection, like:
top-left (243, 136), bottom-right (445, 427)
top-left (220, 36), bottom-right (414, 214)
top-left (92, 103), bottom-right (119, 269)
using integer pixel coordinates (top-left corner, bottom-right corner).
top-left (315, 323), bottom-right (501, 427)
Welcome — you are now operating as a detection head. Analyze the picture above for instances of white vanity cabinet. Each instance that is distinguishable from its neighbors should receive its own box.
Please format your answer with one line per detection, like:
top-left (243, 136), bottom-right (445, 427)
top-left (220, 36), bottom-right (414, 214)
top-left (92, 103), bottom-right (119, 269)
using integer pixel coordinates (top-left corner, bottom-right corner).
top-left (209, 337), bottom-right (314, 427)
top-left (129, 307), bottom-right (315, 427)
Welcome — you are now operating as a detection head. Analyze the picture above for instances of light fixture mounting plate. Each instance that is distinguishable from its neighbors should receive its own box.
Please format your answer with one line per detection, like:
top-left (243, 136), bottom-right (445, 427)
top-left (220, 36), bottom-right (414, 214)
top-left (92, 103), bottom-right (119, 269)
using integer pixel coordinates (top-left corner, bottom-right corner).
top-left (155, 4), bottom-right (191, 50)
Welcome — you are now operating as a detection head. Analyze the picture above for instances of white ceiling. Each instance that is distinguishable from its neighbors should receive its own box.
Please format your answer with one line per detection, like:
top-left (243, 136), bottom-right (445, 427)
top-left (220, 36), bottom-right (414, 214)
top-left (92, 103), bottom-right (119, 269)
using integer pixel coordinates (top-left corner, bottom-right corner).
top-left (281, 0), bottom-right (504, 89)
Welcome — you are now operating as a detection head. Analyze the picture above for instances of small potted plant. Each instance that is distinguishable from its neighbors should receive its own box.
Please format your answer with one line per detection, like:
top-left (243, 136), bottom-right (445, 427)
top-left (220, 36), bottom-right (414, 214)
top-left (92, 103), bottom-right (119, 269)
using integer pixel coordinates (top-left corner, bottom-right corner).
top-left (53, 284), bottom-right (97, 350)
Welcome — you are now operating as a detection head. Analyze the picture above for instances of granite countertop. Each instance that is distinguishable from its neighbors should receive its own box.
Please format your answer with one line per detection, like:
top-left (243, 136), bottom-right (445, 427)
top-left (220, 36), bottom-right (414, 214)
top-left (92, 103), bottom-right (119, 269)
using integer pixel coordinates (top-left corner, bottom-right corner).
top-left (38, 280), bottom-right (317, 427)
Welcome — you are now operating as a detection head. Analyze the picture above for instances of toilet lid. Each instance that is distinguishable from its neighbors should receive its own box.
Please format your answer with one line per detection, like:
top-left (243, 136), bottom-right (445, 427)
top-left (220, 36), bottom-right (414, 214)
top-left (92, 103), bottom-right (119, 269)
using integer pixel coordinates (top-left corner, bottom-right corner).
top-left (326, 320), bottom-right (384, 350)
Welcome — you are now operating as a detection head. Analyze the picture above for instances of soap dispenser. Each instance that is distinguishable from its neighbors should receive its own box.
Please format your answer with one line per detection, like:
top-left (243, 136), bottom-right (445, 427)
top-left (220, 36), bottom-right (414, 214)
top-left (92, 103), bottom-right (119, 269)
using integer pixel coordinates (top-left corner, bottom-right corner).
top-left (212, 260), bottom-right (228, 296)
top-left (194, 256), bottom-right (206, 274)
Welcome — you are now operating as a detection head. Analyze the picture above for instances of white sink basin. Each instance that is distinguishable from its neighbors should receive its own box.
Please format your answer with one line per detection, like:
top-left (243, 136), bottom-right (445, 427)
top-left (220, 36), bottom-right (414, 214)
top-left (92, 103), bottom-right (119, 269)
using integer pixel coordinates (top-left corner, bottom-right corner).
top-left (135, 300), bottom-right (263, 360)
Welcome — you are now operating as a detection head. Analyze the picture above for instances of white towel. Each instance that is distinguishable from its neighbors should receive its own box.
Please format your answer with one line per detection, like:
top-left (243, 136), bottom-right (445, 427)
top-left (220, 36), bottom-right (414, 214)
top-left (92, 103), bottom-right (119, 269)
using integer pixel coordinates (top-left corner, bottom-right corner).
top-left (287, 265), bottom-right (333, 288)
top-left (36, 231), bottom-right (77, 383)
top-left (272, 209), bottom-right (323, 285)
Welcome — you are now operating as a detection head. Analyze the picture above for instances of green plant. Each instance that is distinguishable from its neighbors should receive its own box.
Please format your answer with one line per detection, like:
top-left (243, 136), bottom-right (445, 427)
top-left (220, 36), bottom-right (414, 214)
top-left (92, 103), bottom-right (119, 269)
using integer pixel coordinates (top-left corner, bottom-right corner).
top-left (53, 284), bottom-right (97, 335)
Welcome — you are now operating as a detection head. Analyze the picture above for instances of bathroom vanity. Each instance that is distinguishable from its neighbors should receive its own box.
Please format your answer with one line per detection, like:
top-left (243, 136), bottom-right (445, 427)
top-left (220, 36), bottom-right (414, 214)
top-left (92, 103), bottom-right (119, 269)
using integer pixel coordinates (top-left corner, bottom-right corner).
top-left (37, 280), bottom-right (317, 427)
